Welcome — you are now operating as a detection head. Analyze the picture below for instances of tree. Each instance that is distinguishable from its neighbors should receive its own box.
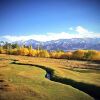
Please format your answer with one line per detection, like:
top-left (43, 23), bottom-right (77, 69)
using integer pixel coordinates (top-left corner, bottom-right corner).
top-left (37, 50), bottom-right (50, 57)
top-left (0, 41), bottom-right (4, 54)
top-left (60, 52), bottom-right (72, 59)
top-left (3, 42), bottom-right (11, 49)
top-left (0, 46), bottom-right (5, 54)
top-left (11, 43), bottom-right (19, 49)
top-left (50, 51), bottom-right (57, 58)
top-left (50, 51), bottom-right (64, 58)
top-left (28, 46), bottom-right (37, 56)
top-left (84, 50), bottom-right (100, 60)
top-left (0, 41), bottom-right (4, 46)
top-left (91, 51), bottom-right (100, 61)
top-left (17, 46), bottom-right (29, 56)
top-left (72, 50), bottom-right (87, 60)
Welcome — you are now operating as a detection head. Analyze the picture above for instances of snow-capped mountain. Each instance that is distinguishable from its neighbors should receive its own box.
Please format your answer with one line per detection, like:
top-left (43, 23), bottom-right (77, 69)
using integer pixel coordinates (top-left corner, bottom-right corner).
top-left (13, 38), bottom-right (100, 51)
top-left (13, 39), bottom-right (41, 48)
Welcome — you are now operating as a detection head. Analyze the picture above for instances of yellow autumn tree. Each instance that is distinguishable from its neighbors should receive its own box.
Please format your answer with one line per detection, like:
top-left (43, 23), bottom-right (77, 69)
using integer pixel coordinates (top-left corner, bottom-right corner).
top-left (91, 51), bottom-right (100, 61)
top-left (84, 50), bottom-right (100, 61)
top-left (28, 49), bottom-right (37, 56)
top-left (50, 51), bottom-right (57, 58)
top-left (55, 51), bottom-right (64, 58)
top-left (17, 46), bottom-right (29, 56)
top-left (11, 48), bottom-right (18, 55)
top-left (37, 50), bottom-right (50, 57)
top-left (50, 51), bottom-right (64, 58)
top-left (0, 46), bottom-right (6, 54)
top-left (28, 46), bottom-right (37, 56)
top-left (60, 52), bottom-right (73, 59)
top-left (72, 50), bottom-right (88, 60)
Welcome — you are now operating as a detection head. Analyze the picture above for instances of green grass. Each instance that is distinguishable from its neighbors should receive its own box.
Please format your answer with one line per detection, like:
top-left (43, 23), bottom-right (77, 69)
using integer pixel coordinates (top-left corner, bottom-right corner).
top-left (8, 54), bottom-right (99, 86)
top-left (12, 61), bottom-right (100, 99)
top-left (0, 54), bottom-right (99, 100)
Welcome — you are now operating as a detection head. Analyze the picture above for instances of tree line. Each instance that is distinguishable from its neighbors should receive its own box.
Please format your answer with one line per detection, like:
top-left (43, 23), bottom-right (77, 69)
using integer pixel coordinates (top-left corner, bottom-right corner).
top-left (0, 41), bottom-right (100, 61)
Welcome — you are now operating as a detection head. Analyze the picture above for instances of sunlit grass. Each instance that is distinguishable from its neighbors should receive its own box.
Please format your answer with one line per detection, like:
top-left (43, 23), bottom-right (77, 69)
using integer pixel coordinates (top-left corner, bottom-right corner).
top-left (0, 54), bottom-right (99, 100)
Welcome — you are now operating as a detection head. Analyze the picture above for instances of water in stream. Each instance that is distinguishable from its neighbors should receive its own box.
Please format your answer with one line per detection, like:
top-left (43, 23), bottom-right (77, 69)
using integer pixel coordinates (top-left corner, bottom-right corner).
top-left (45, 73), bottom-right (51, 79)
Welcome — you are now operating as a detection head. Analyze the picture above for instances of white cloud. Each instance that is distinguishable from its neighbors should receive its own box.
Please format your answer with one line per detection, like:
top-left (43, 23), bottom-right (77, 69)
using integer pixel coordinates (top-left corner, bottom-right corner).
top-left (75, 26), bottom-right (89, 33)
top-left (75, 26), bottom-right (100, 38)
top-left (2, 32), bottom-right (74, 42)
top-left (1, 26), bottom-right (100, 42)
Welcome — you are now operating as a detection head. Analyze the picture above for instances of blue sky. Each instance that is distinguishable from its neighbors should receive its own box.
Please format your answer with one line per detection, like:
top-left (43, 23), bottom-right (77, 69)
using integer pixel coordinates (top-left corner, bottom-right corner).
top-left (0, 0), bottom-right (100, 41)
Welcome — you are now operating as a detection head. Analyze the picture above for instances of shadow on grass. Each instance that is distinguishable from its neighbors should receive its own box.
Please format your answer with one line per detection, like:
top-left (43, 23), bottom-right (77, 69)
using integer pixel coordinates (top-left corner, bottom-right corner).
top-left (11, 61), bottom-right (100, 100)
top-left (92, 60), bottom-right (100, 64)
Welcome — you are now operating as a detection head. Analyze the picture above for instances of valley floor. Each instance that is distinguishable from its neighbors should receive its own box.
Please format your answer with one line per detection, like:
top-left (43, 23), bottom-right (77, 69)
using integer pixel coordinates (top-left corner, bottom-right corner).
top-left (0, 54), bottom-right (100, 100)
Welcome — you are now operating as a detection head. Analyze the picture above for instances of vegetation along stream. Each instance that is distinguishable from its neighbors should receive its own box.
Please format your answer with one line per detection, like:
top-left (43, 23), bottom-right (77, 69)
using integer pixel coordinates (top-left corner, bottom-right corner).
top-left (12, 61), bottom-right (100, 100)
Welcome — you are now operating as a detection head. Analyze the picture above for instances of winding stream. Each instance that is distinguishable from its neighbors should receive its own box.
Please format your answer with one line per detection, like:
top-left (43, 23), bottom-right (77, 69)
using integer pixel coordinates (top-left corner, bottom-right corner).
top-left (12, 61), bottom-right (100, 100)
top-left (45, 73), bottom-right (51, 79)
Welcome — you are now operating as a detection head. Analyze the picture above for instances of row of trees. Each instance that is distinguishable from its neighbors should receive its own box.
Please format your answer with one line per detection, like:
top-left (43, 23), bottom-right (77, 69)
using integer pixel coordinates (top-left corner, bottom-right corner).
top-left (0, 42), bottom-right (100, 61)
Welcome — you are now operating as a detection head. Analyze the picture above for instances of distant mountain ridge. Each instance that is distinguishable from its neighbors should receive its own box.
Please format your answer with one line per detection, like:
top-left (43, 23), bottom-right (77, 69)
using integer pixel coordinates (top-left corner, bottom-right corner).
top-left (13, 38), bottom-right (100, 51)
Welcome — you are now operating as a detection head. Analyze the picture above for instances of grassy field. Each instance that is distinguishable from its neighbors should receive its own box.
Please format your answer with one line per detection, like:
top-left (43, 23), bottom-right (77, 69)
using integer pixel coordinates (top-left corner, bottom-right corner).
top-left (0, 54), bottom-right (100, 100)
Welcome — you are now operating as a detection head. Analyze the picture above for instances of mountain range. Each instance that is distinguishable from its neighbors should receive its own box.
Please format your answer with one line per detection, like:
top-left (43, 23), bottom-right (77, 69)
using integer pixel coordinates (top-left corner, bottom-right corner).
top-left (14, 38), bottom-right (100, 51)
